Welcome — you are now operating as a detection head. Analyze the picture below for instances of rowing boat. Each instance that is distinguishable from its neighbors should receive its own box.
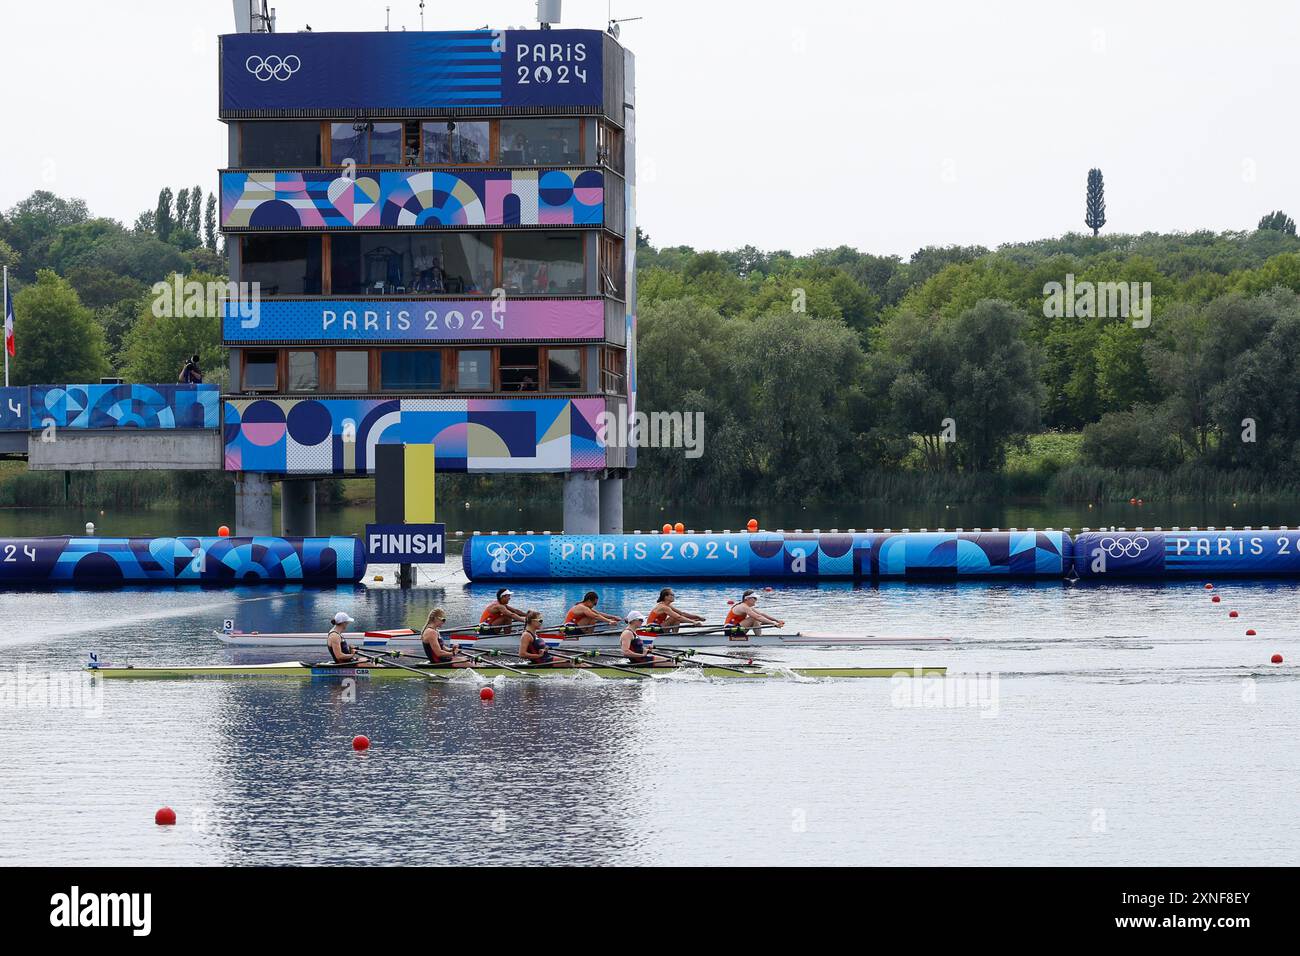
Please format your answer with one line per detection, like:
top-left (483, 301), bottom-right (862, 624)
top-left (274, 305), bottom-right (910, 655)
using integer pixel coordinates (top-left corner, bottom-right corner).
top-left (214, 628), bottom-right (951, 651)
top-left (89, 661), bottom-right (948, 681)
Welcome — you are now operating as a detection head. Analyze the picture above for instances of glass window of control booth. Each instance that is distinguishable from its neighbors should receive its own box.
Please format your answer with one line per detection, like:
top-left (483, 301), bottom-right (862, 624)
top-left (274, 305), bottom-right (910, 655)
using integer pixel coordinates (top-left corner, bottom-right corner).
top-left (331, 234), bottom-right (494, 295)
top-left (240, 236), bottom-right (322, 295)
top-left (500, 347), bottom-right (539, 392)
top-left (287, 351), bottom-right (319, 391)
top-left (548, 348), bottom-right (582, 391)
top-left (380, 350), bottom-right (441, 391)
top-left (502, 234), bottom-right (584, 294)
top-left (241, 121), bottom-right (323, 167)
top-left (242, 351), bottom-right (278, 391)
top-left (499, 118), bottom-right (581, 166)
top-left (422, 121), bottom-right (490, 164)
top-left (457, 349), bottom-right (492, 391)
top-left (335, 351), bottom-right (369, 391)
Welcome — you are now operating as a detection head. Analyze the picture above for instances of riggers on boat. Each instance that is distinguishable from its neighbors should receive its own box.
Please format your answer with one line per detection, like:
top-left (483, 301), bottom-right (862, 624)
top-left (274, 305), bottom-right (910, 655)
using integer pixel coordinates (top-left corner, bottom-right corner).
top-left (88, 660), bottom-right (948, 681)
top-left (214, 627), bottom-right (952, 650)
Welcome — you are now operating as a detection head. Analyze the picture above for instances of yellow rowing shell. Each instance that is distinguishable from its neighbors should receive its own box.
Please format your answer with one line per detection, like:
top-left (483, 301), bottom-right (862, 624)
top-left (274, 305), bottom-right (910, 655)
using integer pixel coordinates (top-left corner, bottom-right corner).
top-left (86, 662), bottom-right (947, 681)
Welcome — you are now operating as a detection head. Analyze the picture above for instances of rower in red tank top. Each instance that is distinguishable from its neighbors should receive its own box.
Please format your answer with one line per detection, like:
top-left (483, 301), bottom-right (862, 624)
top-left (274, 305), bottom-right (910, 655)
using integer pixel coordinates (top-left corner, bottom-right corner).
top-left (478, 587), bottom-right (528, 634)
top-left (724, 589), bottom-right (784, 638)
top-left (643, 587), bottom-right (706, 635)
top-left (563, 591), bottom-right (621, 634)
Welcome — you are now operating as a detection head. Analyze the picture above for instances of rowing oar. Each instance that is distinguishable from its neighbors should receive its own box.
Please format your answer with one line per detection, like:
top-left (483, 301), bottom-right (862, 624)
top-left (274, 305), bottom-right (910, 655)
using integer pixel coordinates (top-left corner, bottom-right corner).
top-left (545, 647), bottom-right (652, 679)
top-left (651, 647), bottom-right (760, 675)
top-left (457, 646), bottom-right (539, 679)
top-left (354, 648), bottom-right (451, 682)
top-left (655, 646), bottom-right (780, 665)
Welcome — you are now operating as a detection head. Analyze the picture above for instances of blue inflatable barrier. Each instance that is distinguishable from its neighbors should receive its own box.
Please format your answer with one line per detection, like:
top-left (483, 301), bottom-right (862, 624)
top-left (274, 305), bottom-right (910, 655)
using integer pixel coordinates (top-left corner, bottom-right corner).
top-left (1073, 529), bottom-right (1300, 578)
top-left (462, 531), bottom-right (1074, 582)
top-left (0, 536), bottom-right (366, 587)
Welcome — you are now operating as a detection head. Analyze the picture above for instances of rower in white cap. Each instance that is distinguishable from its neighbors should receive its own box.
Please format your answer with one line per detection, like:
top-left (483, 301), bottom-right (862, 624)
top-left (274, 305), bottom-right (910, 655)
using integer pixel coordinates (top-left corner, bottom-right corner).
top-left (620, 611), bottom-right (669, 666)
top-left (723, 590), bottom-right (785, 638)
top-left (325, 611), bottom-right (367, 664)
top-left (479, 587), bottom-right (527, 634)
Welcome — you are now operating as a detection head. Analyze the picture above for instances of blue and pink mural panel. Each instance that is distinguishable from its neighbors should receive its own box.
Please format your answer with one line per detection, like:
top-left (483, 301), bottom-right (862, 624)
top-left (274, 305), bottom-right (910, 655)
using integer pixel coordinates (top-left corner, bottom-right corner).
top-left (224, 397), bottom-right (606, 475)
top-left (221, 169), bottom-right (603, 230)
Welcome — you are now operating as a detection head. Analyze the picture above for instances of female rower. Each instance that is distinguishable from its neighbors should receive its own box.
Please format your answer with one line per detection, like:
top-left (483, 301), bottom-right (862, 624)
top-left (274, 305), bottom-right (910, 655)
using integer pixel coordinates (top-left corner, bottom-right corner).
top-left (645, 587), bottom-right (706, 635)
top-left (563, 591), bottom-right (621, 634)
top-left (421, 608), bottom-right (460, 665)
top-left (724, 589), bottom-right (785, 637)
top-left (620, 611), bottom-right (668, 666)
top-left (479, 587), bottom-right (528, 634)
top-left (325, 612), bottom-right (367, 665)
top-left (517, 610), bottom-right (564, 666)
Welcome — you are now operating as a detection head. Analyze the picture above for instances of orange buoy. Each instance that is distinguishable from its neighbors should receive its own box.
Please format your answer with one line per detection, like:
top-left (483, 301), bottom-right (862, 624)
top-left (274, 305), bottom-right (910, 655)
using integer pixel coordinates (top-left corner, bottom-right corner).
top-left (674, 522), bottom-right (685, 534)
top-left (1229, 610), bottom-right (1239, 618)
top-left (1211, 595), bottom-right (1221, 603)
top-left (1272, 653), bottom-right (1284, 664)
top-left (155, 806), bottom-right (176, 826)
top-left (1246, 629), bottom-right (1257, 636)
top-left (352, 735), bottom-right (370, 751)
top-left (661, 523), bottom-right (672, 534)
top-left (480, 687), bottom-right (495, 701)
top-left (747, 518), bottom-right (758, 532)
top-left (217, 525), bottom-right (230, 537)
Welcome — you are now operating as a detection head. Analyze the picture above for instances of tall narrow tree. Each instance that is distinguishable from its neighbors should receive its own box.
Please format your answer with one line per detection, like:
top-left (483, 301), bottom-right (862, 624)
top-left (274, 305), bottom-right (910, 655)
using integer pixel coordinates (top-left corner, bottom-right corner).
top-left (187, 185), bottom-right (203, 235)
top-left (204, 194), bottom-right (218, 251)
top-left (174, 188), bottom-right (191, 235)
top-left (155, 187), bottom-right (174, 241)
top-left (1085, 168), bottom-right (1106, 236)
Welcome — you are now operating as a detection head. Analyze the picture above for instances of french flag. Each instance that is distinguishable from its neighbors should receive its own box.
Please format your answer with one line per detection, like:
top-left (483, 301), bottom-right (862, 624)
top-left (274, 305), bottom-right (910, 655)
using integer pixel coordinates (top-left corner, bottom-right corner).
top-left (3, 273), bottom-right (13, 360)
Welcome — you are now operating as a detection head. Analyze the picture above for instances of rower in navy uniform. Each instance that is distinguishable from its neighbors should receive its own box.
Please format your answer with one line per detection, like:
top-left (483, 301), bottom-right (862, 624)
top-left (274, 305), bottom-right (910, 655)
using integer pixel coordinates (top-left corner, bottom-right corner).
top-left (325, 612), bottom-right (367, 665)
top-left (620, 611), bottom-right (669, 666)
top-left (421, 608), bottom-right (462, 665)
top-left (517, 610), bottom-right (564, 666)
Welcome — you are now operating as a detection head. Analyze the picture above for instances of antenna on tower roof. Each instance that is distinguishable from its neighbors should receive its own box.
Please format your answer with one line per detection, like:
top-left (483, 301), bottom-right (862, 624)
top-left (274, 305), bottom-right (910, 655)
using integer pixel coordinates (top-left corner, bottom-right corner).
top-left (232, 0), bottom-right (275, 33)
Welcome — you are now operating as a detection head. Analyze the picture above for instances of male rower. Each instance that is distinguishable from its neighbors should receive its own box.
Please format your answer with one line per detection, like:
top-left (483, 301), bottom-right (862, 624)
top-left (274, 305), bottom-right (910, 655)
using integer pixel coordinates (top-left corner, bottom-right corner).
top-left (325, 611), bottom-right (368, 665)
top-left (517, 610), bottom-right (566, 666)
top-left (620, 611), bottom-right (669, 666)
top-left (563, 591), bottom-right (621, 634)
top-left (479, 587), bottom-right (528, 634)
top-left (645, 587), bottom-right (706, 635)
top-left (724, 589), bottom-right (785, 637)
top-left (421, 608), bottom-right (463, 665)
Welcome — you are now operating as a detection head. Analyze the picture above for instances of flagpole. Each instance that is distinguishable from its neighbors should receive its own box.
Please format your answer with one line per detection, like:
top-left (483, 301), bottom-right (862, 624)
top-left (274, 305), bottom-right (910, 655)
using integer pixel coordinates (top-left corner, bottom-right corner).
top-left (3, 264), bottom-right (8, 387)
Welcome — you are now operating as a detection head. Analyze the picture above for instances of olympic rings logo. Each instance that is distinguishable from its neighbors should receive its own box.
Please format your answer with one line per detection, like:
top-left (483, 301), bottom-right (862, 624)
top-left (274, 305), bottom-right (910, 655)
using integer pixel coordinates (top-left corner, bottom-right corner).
top-left (485, 542), bottom-right (535, 572)
top-left (245, 54), bottom-right (301, 82)
top-left (1098, 536), bottom-right (1149, 558)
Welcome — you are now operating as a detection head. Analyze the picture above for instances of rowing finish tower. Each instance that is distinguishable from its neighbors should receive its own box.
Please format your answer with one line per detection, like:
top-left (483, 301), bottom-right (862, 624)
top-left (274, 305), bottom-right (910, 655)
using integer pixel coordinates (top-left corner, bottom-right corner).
top-left (219, 9), bottom-right (636, 535)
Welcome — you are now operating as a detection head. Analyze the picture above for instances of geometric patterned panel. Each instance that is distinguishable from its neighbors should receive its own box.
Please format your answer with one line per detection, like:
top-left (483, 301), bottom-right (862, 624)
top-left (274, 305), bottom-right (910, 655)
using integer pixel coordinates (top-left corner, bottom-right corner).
top-left (221, 169), bottom-right (604, 229)
top-left (0, 535), bottom-right (366, 585)
top-left (224, 396), bottom-right (607, 475)
top-left (28, 384), bottom-right (220, 430)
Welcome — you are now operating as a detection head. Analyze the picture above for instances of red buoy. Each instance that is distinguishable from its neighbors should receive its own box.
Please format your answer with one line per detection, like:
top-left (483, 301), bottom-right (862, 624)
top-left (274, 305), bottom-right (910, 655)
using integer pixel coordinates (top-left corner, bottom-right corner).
top-left (1204, 583), bottom-right (1214, 590)
top-left (1246, 629), bottom-right (1257, 636)
top-left (1211, 595), bottom-right (1221, 603)
top-left (1272, 653), bottom-right (1284, 664)
top-left (1229, 610), bottom-right (1239, 618)
top-left (352, 735), bottom-right (370, 751)
top-left (764, 586), bottom-right (774, 592)
top-left (747, 518), bottom-right (758, 532)
top-left (480, 687), bottom-right (495, 701)
top-left (674, 522), bottom-right (685, 534)
top-left (155, 806), bottom-right (176, 826)
top-left (661, 523), bottom-right (672, 534)
top-left (217, 525), bottom-right (230, 537)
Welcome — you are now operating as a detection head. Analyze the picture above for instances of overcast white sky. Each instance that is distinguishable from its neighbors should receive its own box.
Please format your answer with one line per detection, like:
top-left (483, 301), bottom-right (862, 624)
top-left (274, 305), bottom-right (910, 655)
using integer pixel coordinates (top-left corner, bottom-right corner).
top-left (1, 0), bottom-right (1297, 257)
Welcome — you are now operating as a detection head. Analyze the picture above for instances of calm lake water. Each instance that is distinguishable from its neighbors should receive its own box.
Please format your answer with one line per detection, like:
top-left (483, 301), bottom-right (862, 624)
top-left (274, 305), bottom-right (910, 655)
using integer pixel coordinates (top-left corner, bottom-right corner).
top-left (2, 554), bottom-right (1297, 865)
